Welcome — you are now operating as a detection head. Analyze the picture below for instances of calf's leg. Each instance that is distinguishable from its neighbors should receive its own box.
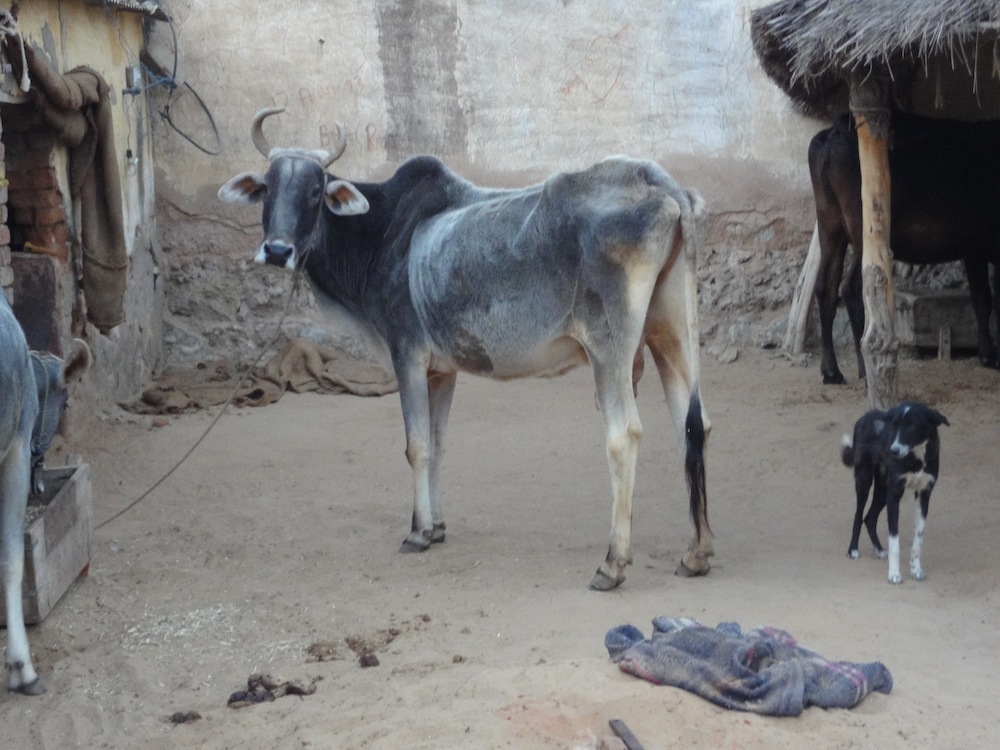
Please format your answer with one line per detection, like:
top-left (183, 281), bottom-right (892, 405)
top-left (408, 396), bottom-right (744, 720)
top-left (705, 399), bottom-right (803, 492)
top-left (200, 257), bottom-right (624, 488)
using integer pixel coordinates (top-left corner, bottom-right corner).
top-left (1, 443), bottom-right (44, 695)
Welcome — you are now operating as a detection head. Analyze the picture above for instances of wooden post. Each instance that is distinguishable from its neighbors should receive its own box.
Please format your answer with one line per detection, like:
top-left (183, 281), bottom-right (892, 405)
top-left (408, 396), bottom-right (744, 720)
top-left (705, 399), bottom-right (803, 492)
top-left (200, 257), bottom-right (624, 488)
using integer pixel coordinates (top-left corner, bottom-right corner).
top-left (783, 223), bottom-right (821, 355)
top-left (850, 75), bottom-right (898, 410)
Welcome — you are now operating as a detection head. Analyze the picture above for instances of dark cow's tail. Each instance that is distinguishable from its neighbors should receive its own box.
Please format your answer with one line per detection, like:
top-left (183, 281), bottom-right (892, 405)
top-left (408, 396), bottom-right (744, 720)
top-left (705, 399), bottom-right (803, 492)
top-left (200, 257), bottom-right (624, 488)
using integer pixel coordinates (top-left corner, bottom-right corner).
top-left (684, 391), bottom-right (710, 541)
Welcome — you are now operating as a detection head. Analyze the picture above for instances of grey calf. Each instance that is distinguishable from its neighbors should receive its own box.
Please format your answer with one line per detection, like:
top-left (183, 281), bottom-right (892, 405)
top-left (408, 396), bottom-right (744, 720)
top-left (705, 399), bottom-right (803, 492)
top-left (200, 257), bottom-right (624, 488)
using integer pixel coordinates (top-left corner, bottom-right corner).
top-left (1, 294), bottom-right (90, 694)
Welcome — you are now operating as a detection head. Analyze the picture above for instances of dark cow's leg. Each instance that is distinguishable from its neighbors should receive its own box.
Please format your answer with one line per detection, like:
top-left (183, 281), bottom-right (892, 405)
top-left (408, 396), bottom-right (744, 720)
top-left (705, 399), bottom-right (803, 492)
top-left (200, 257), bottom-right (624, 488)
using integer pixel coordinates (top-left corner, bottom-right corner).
top-left (815, 226), bottom-right (850, 384)
top-left (840, 252), bottom-right (867, 380)
top-left (964, 257), bottom-right (999, 368)
top-left (427, 371), bottom-right (458, 544)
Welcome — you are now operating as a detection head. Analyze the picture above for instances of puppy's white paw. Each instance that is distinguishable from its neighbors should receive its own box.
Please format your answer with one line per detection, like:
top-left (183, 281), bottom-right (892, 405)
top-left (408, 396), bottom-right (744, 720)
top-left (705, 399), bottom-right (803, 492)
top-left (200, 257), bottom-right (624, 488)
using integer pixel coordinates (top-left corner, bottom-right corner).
top-left (888, 573), bottom-right (903, 585)
top-left (911, 566), bottom-right (926, 581)
top-left (875, 550), bottom-right (888, 560)
top-left (848, 550), bottom-right (859, 559)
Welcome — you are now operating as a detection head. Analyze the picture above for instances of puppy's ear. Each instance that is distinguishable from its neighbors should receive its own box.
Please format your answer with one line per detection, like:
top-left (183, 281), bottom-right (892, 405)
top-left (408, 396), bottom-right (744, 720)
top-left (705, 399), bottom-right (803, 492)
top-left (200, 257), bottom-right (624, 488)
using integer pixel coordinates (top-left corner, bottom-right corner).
top-left (873, 418), bottom-right (887, 435)
top-left (931, 409), bottom-right (950, 427)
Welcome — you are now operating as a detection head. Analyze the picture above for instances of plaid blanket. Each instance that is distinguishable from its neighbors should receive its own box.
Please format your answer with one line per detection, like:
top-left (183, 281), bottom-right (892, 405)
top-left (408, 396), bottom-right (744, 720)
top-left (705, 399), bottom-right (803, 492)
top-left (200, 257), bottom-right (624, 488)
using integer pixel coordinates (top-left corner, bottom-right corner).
top-left (606, 617), bottom-right (892, 716)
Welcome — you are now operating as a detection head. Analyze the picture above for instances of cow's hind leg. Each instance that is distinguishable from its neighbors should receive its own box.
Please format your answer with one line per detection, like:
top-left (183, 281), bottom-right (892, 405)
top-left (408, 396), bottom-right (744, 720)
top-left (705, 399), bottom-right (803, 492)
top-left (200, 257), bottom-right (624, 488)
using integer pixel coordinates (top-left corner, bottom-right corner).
top-left (642, 250), bottom-right (713, 577)
top-left (588, 356), bottom-right (643, 591)
top-left (426, 372), bottom-right (457, 543)
top-left (1, 443), bottom-right (44, 695)
top-left (964, 257), bottom-right (999, 368)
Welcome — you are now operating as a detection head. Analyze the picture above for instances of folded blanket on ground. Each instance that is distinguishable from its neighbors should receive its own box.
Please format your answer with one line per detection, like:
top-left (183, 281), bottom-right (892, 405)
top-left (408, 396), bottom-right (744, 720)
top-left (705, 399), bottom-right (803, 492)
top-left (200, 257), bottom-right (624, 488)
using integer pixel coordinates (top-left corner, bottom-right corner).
top-left (605, 617), bottom-right (892, 716)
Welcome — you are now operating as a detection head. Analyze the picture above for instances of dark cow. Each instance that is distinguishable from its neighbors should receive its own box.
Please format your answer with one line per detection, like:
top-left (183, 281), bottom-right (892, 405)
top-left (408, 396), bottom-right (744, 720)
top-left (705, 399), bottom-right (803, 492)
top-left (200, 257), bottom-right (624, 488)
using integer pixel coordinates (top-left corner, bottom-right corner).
top-left (810, 112), bottom-right (1000, 384)
top-left (1, 294), bottom-right (90, 694)
top-left (219, 108), bottom-right (713, 590)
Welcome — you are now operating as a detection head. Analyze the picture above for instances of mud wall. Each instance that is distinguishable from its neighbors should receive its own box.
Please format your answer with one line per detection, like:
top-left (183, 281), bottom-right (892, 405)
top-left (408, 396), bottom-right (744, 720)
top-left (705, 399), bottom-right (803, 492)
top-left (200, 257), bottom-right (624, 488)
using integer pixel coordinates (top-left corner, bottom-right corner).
top-left (1, 2), bottom-right (164, 411)
top-left (151, 0), bottom-right (823, 367)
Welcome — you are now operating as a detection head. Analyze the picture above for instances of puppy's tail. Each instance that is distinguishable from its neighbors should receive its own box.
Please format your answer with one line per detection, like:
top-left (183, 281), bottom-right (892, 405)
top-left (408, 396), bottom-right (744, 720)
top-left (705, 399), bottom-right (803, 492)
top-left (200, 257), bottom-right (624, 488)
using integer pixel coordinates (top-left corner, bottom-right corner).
top-left (840, 434), bottom-right (855, 467)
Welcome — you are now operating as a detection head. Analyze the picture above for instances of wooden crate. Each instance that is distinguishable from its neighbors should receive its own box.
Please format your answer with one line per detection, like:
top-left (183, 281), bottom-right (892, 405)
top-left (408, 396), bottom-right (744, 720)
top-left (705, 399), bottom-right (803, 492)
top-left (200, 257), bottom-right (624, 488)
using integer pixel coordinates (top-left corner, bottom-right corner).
top-left (0, 462), bottom-right (92, 626)
top-left (895, 288), bottom-right (979, 354)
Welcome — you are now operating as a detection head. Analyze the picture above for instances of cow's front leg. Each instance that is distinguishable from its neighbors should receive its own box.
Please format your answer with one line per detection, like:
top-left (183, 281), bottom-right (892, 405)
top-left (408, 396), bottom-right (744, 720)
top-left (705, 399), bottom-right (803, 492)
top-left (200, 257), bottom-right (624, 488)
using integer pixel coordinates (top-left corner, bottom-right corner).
top-left (589, 361), bottom-right (642, 591)
top-left (396, 362), bottom-right (438, 553)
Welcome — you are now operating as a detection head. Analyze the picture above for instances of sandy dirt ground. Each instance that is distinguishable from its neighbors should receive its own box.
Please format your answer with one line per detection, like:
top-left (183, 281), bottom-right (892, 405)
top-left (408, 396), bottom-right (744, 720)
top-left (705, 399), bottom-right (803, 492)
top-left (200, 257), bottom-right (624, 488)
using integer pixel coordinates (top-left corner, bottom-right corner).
top-left (2, 345), bottom-right (999, 749)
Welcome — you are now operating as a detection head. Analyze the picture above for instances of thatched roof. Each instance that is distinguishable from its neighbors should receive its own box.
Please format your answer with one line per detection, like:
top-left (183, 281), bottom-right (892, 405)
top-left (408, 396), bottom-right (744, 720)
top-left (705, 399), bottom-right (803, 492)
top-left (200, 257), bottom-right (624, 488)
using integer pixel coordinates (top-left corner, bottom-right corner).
top-left (752, 0), bottom-right (1000, 120)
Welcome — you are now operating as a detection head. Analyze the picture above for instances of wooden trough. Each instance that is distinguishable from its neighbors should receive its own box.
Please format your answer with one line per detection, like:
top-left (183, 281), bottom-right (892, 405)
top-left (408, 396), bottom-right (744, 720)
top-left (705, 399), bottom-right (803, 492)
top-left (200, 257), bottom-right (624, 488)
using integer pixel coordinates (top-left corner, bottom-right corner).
top-left (896, 288), bottom-right (980, 359)
top-left (0, 462), bottom-right (92, 626)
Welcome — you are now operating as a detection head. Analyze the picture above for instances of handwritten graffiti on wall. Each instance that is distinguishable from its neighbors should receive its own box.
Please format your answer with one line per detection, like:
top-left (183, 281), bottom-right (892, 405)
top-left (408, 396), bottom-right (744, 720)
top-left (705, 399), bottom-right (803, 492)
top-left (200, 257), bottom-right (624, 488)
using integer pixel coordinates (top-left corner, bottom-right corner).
top-left (560, 25), bottom-right (629, 103)
top-left (267, 65), bottom-right (383, 153)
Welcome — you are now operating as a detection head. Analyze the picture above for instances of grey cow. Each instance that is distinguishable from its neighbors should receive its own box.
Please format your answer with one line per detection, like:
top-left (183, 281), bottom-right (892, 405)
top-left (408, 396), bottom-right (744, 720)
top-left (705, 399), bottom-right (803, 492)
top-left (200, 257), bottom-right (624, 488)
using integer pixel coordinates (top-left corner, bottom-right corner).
top-left (220, 108), bottom-right (713, 589)
top-left (1, 293), bottom-right (89, 694)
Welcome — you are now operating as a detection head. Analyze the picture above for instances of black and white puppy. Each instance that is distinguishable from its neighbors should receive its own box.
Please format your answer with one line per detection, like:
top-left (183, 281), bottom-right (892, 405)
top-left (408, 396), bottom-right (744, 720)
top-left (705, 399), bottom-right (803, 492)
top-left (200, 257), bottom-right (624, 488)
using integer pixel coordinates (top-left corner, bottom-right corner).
top-left (841, 402), bottom-right (949, 584)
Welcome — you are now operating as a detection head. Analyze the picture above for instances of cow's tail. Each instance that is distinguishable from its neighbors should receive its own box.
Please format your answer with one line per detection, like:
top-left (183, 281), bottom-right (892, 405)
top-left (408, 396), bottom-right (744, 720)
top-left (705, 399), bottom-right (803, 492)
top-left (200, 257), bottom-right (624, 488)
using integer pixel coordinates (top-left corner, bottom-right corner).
top-left (684, 390), bottom-right (710, 541)
top-left (681, 188), bottom-right (707, 267)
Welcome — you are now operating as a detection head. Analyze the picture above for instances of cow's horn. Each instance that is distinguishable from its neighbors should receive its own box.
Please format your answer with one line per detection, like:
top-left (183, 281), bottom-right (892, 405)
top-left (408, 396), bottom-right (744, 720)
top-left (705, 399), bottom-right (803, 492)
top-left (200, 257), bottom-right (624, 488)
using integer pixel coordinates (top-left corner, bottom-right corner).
top-left (324, 123), bottom-right (348, 167)
top-left (251, 106), bottom-right (286, 157)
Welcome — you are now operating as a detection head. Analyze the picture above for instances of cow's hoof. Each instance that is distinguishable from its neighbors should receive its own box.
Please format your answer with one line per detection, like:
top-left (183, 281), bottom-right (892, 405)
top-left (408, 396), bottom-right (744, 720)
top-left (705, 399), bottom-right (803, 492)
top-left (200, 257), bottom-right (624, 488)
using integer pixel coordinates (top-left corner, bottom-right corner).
top-left (848, 549), bottom-right (859, 559)
top-left (822, 371), bottom-right (846, 385)
top-left (588, 569), bottom-right (624, 591)
top-left (675, 559), bottom-right (710, 578)
top-left (9, 678), bottom-right (45, 696)
top-left (430, 523), bottom-right (446, 544)
top-left (399, 532), bottom-right (431, 553)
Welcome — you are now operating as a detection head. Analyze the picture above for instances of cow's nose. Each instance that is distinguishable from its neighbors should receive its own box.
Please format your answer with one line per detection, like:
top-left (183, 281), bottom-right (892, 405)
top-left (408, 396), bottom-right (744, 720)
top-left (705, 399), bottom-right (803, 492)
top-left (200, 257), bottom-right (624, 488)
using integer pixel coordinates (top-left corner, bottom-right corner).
top-left (263, 240), bottom-right (294, 268)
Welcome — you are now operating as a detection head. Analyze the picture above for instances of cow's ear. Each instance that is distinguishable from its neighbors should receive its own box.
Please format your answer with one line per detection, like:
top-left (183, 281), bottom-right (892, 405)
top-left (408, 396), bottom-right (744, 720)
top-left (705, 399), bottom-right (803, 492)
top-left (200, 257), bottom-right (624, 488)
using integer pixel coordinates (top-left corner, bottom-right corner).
top-left (62, 339), bottom-right (92, 384)
top-left (325, 179), bottom-right (370, 216)
top-left (218, 173), bottom-right (267, 204)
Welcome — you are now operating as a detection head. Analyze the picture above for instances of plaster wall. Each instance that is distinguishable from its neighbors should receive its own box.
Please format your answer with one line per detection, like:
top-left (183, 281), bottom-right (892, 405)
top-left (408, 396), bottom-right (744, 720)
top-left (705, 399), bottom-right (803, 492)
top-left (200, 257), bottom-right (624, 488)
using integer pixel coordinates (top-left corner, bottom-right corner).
top-left (152, 0), bottom-right (825, 366)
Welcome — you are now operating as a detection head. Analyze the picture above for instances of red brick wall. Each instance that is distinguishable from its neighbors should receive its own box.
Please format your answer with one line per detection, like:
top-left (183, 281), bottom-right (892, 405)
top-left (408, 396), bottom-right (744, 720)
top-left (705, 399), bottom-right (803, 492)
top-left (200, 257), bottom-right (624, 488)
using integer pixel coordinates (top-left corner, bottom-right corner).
top-left (2, 127), bottom-right (71, 265)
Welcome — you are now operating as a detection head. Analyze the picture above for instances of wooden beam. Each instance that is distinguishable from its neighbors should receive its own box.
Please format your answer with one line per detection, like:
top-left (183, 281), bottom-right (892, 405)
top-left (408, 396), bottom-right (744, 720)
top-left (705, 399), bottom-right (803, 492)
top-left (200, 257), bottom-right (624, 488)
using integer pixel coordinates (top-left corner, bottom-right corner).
top-left (784, 222), bottom-right (821, 355)
top-left (850, 75), bottom-right (898, 410)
